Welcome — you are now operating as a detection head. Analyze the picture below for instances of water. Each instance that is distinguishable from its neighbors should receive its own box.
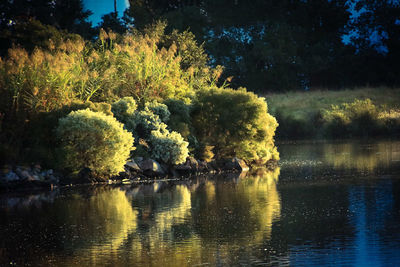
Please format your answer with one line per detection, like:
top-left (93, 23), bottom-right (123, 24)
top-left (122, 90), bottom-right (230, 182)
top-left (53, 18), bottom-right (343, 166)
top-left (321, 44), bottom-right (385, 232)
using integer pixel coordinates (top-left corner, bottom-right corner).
top-left (1, 140), bottom-right (400, 266)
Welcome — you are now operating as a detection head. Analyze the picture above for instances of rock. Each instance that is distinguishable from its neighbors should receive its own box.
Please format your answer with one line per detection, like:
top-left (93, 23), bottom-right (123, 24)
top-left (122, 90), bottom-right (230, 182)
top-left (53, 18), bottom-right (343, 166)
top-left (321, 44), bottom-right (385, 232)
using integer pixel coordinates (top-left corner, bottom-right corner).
top-left (31, 175), bottom-right (41, 181)
top-left (15, 167), bottom-right (35, 181)
top-left (32, 164), bottom-right (41, 174)
top-left (3, 171), bottom-right (19, 182)
top-left (224, 157), bottom-right (249, 172)
top-left (138, 159), bottom-right (165, 176)
top-left (40, 169), bottom-right (54, 179)
top-left (125, 160), bottom-right (141, 172)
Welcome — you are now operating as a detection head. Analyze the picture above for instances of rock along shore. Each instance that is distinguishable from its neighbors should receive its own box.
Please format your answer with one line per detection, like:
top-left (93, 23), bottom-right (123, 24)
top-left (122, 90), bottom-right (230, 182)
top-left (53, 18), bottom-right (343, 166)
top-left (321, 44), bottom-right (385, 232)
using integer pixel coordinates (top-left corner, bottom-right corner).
top-left (0, 157), bottom-right (277, 191)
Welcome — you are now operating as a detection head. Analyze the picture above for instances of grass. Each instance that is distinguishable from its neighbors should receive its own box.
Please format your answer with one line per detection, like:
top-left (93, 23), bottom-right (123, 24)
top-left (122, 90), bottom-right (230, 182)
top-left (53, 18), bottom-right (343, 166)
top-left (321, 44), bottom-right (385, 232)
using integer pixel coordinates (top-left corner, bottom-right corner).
top-left (264, 87), bottom-right (400, 120)
top-left (262, 87), bottom-right (400, 139)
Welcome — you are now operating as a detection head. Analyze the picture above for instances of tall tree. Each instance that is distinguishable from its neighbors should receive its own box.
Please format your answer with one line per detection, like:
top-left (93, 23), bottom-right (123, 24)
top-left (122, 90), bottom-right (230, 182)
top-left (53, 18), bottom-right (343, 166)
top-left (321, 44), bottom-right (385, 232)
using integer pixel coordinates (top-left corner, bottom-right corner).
top-left (126, 0), bottom-right (350, 91)
top-left (0, 0), bottom-right (95, 54)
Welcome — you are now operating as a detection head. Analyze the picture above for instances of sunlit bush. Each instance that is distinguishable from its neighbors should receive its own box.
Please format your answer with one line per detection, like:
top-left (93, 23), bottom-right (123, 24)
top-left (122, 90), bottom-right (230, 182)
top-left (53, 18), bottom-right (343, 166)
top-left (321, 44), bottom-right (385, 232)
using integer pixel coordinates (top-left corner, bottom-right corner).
top-left (145, 101), bottom-right (170, 124)
top-left (322, 99), bottom-right (382, 137)
top-left (149, 130), bottom-right (189, 165)
top-left (192, 87), bottom-right (279, 164)
top-left (111, 99), bottom-right (189, 165)
top-left (56, 109), bottom-right (134, 176)
top-left (379, 109), bottom-right (400, 136)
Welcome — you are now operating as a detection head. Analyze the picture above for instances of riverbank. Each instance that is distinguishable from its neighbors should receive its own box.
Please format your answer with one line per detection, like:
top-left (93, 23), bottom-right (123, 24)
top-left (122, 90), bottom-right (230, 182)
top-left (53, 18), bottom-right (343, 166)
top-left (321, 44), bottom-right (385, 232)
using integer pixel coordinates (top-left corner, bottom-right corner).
top-left (264, 87), bottom-right (400, 139)
top-left (0, 156), bottom-right (275, 192)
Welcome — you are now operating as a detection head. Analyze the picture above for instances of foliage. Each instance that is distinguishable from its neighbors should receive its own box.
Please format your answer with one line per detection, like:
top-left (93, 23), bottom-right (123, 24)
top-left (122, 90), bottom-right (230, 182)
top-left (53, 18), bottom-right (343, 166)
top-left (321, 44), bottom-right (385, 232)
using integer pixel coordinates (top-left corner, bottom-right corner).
top-left (192, 87), bottom-right (279, 164)
top-left (0, 24), bottom-right (216, 165)
top-left (322, 99), bottom-right (381, 137)
top-left (149, 130), bottom-right (189, 165)
top-left (195, 144), bottom-right (214, 162)
top-left (126, 0), bottom-right (352, 91)
top-left (56, 109), bottom-right (134, 176)
top-left (111, 97), bottom-right (138, 131)
top-left (265, 87), bottom-right (400, 139)
top-left (164, 98), bottom-right (191, 138)
top-left (111, 99), bottom-right (189, 165)
top-left (145, 101), bottom-right (170, 124)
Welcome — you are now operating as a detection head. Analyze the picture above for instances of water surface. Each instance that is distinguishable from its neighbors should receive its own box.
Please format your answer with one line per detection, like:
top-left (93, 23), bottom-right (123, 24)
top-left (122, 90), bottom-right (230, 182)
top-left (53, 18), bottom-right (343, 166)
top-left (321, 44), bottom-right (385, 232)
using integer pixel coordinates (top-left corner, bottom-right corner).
top-left (1, 140), bottom-right (400, 266)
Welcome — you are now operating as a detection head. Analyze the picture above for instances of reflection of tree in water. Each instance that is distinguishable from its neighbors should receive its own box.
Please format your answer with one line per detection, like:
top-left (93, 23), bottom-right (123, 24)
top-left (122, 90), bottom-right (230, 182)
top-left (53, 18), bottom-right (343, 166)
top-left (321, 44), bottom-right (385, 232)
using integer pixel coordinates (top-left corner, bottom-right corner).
top-left (0, 187), bottom-right (139, 266)
top-left (0, 169), bottom-right (282, 266)
top-left (191, 168), bottom-right (281, 261)
top-left (279, 141), bottom-right (400, 175)
top-left (323, 142), bottom-right (399, 171)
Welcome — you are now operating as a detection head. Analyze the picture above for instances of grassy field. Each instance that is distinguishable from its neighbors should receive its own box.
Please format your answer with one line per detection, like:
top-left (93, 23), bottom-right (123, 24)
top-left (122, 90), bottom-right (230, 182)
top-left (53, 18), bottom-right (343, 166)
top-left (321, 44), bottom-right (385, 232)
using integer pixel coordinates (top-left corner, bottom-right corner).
top-left (264, 87), bottom-right (400, 119)
top-left (262, 87), bottom-right (400, 139)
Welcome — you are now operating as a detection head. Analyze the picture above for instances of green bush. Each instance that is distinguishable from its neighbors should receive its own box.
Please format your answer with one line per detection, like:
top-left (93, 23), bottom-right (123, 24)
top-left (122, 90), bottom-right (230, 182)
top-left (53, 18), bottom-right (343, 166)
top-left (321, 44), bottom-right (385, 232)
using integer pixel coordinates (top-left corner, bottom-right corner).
top-left (164, 98), bottom-right (192, 139)
top-left (322, 99), bottom-right (382, 137)
top-left (145, 101), bottom-right (170, 124)
top-left (111, 97), bottom-right (138, 131)
top-left (56, 109), bottom-right (134, 176)
top-left (149, 130), bottom-right (189, 165)
top-left (111, 99), bottom-right (189, 165)
top-left (111, 97), bottom-right (137, 119)
top-left (192, 87), bottom-right (279, 164)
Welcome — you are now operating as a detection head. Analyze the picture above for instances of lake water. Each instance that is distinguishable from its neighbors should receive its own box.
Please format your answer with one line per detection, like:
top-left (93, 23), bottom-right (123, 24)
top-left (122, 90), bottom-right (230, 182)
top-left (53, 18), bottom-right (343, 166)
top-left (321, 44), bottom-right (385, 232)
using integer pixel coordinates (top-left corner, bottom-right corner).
top-left (1, 140), bottom-right (400, 266)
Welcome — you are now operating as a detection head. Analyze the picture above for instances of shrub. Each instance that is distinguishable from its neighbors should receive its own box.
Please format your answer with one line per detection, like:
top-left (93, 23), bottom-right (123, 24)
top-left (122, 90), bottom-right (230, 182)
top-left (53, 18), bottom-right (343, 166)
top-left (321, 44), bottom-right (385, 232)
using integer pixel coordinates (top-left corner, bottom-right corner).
top-left (111, 97), bottom-right (137, 119)
top-left (322, 99), bottom-right (382, 137)
top-left (111, 97), bottom-right (138, 131)
top-left (195, 144), bottom-right (214, 162)
top-left (145, 101), bottom-right (170, 124)
top-left (164, 98), bottom-right (192, 139)
top-left (111, 98), bottom-right (189, 165)
top-left (131, 109), bottom-right (169, 138)
top-left (56, 109), bottom-right (134, 176)
top-left (192, 87), bottom-right (279, 164)
top-left (149, 130), bottom-right (189, 165)
top-left (378, 109), bottom-right (400, 136)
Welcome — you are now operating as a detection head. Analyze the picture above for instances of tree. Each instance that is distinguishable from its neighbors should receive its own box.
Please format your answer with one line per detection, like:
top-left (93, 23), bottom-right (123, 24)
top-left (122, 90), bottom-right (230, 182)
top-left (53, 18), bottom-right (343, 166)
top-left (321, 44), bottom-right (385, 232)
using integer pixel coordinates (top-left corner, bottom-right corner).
top-left (125, 0), bottom-right (351, 92)
top-left (0, 0), bottom-right (95, 54)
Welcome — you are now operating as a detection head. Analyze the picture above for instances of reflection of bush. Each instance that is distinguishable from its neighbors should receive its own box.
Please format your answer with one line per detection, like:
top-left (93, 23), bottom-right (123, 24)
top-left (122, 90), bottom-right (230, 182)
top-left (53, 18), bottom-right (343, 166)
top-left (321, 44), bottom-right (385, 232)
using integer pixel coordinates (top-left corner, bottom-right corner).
top-left (323, 142), bottom-right (398, 171)
top-left (7, 171), bottom-right (282, 266)
top-left (192, 168), bottom-right (281, 243)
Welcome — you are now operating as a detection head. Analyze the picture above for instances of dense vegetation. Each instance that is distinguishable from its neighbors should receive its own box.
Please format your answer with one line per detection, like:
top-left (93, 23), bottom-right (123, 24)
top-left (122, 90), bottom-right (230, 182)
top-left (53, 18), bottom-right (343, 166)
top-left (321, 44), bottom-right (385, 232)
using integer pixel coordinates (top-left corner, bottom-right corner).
top-left (0, 23), bottom-right (279, 177)
top-left (2, 1), bottom-right (400, 92)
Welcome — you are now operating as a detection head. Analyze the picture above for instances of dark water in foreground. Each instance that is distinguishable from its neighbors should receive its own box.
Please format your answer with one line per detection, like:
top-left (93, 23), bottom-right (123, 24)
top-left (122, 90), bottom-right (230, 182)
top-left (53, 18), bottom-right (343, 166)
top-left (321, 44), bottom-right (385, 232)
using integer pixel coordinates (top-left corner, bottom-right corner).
top-left (1, 141), bottom-right (400, 266)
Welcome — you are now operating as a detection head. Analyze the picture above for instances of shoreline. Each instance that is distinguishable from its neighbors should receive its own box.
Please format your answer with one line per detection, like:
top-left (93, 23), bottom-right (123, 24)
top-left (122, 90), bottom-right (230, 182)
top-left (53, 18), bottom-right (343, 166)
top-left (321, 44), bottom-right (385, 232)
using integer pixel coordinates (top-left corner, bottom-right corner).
top-left (0, 157), bottom-right (278, 193)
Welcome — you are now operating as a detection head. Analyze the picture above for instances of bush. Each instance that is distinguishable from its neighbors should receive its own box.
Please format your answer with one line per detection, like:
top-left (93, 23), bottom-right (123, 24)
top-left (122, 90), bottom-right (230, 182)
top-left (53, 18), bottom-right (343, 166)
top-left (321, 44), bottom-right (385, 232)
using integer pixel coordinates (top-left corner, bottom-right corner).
top-left (111, 97), bottom-right (138, 130)
top-left (145, 101), bottom-right (170, 124)
top-left (56, 109), bottom-right (134, 176)
top-left (192, 87), bottom-right (279, 164)
top-left (164, 98), bottom-right (192, 139)
top-left (149, 130), bottom-right (189, 165)
top-left (111, 99), bottom-right (189, 165)
top-left (322, 99), bottom-right (382, 137)
top-left (111, 97), bottom-right (137, 119)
